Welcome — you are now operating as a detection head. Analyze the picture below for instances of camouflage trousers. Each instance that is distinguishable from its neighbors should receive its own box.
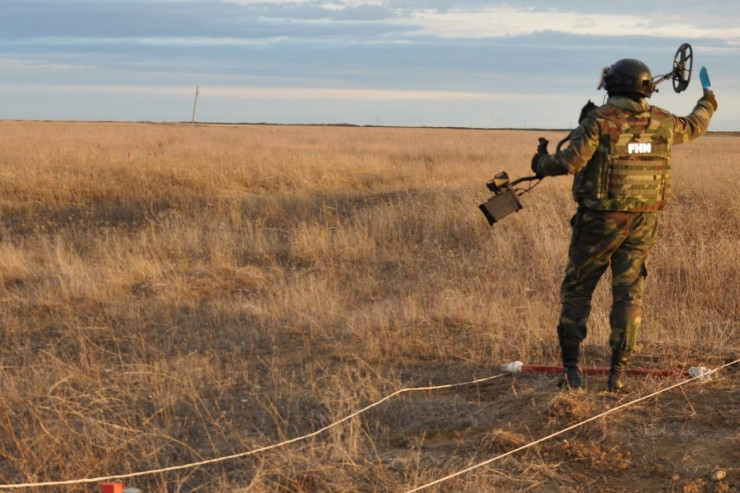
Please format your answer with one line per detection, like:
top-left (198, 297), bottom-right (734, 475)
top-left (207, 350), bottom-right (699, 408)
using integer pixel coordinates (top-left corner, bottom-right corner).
top-left (558, 208), bottom-right (658, 353)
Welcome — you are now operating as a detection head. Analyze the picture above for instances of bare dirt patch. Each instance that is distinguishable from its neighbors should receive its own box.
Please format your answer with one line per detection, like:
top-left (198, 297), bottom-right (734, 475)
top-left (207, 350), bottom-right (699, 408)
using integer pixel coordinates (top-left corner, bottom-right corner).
top-left (360, 357), bottom-right (740, 492)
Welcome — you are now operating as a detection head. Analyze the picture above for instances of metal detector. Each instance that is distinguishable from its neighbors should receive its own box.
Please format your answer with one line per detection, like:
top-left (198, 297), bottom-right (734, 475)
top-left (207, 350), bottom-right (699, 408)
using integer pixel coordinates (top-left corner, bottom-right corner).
top-left (479, 43), bottom-right (695, 227)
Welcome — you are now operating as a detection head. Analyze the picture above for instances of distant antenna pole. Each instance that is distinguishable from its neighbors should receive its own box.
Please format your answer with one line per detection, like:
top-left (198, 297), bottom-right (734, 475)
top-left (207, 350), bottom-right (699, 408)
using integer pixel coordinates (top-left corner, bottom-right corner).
top-left (191, 85), bottom-right (200, 125)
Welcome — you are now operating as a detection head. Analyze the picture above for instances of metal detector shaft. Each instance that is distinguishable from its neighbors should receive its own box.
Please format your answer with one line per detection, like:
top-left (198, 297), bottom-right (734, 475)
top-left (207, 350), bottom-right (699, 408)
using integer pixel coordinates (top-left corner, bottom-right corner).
top-left (509, 175), bottom-right (540, 187)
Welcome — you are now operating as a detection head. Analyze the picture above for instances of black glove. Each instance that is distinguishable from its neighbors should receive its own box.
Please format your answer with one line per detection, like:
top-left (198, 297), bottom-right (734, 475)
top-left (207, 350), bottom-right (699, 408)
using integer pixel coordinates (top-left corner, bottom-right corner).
top-left (537, 137), bottom-right (549, 155)
top-left (531, 137), bottom-right (549, 178)
top-left (702, 89), bottom-right (717, 111)
top-left (578, 100), bottom-right (597, 123)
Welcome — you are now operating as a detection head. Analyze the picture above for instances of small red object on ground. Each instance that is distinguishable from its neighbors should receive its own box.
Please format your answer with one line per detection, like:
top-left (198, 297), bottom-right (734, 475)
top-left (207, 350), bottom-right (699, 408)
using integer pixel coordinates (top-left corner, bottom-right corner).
top-left (100, 482), bottom-right (123, 493)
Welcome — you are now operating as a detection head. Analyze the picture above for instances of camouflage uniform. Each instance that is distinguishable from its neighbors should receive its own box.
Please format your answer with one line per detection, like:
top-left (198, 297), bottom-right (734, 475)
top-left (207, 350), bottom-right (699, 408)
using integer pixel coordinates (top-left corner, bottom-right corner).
top-left (534, 92), bottom-right (716, 387)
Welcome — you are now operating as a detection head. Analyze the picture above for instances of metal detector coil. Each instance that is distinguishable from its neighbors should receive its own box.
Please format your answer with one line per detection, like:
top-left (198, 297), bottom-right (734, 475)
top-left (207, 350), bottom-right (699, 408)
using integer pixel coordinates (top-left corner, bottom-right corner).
top-left (653, 42), bottom-right (693, 93)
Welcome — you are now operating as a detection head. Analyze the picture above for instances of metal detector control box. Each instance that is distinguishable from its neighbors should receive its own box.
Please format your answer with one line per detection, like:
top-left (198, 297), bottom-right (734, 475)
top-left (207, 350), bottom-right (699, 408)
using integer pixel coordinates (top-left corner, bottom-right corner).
top-left (479, 171), bottom-right (526, 226)
top-left (479, 189), bottom-right (523, 225)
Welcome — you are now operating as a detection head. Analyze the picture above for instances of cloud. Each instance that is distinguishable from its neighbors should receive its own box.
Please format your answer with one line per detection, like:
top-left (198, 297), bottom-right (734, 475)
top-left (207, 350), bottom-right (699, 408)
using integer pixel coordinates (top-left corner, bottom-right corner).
top-left (3, 1), bottom-right (740, 47)
top-left (0, 83), bottom-right (196, 96)
top-left (0, 83), bottom-right (550, 101)
top-left (0, 57), bottom-right (85, 72)
top-left (203, 86), bottom-right (553, 100)
top-left (0, 1), bottom-right (738, 129)
top-left (397, 7), bottom-right (740, 42)
top-left (222, 0), bottom-right (386, 6)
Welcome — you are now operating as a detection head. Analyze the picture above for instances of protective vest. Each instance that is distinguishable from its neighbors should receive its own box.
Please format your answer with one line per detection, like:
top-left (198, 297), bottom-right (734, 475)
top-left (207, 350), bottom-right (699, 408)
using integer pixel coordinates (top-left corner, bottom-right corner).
top-left (573, 105), bottom-right (673, 212)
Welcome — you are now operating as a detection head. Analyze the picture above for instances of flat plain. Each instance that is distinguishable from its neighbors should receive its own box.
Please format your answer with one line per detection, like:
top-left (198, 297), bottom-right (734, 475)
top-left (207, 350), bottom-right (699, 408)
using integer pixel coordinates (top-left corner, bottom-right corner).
top-left (0, 121), bottom-right (737, 492)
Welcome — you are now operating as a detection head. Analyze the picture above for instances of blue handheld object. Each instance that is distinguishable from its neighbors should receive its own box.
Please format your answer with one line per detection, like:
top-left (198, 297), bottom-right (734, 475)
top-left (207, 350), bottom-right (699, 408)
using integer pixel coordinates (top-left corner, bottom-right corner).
top-left (699, 67), bottom-right (711, 89)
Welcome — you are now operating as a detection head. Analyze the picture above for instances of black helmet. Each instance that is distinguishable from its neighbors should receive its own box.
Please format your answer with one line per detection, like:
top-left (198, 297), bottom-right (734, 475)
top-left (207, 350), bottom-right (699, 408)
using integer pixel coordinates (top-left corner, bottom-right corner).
top-left (603, 59), bottom-right (655, 98)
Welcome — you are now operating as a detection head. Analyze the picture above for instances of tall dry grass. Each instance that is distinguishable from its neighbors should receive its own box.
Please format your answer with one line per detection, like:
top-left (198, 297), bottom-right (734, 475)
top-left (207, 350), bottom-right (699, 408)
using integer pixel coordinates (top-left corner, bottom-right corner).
top-left (0, 121), bottom-right (737, 491)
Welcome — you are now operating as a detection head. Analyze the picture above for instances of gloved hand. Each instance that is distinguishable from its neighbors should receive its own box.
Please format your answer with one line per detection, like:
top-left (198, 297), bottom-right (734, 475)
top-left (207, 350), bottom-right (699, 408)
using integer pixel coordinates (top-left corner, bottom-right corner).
top-left (537, 137), bottom-right (549, 155)
top-left (578, 100), bottom-right (597, 124)
top-left (702, 89), bottom-right (717, 111)
top-left (531, 137), bottom-right (549, 178)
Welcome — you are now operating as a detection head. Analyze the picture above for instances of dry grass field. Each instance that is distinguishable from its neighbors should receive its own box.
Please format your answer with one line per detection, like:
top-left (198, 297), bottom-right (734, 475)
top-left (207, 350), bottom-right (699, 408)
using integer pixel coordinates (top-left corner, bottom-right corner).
top-left (0, 120), bottom-right (737, 492)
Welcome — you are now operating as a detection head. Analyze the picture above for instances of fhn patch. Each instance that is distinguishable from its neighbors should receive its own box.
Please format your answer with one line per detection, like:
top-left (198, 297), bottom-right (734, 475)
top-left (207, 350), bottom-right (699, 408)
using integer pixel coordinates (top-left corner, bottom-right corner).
top-left (628, 142), bottom-right (652, 154)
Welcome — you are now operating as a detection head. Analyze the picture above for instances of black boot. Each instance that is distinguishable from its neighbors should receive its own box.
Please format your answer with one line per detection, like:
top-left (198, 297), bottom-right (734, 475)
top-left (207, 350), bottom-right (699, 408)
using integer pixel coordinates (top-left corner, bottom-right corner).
top-left (557, 341), bottom-right (581, 390)
top-left (607, 349), bottom-right (633, 392)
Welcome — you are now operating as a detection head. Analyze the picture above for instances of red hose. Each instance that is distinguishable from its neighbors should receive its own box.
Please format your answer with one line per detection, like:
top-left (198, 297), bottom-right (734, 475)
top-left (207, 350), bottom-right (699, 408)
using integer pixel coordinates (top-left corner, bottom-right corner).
top-left (521, 364), bottom-right (687, 377)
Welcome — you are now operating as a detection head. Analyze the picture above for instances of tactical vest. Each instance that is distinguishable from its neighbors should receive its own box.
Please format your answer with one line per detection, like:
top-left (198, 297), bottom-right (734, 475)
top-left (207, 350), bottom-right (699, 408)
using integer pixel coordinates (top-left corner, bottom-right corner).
top-left (573, 105), bottom-right (673, 212)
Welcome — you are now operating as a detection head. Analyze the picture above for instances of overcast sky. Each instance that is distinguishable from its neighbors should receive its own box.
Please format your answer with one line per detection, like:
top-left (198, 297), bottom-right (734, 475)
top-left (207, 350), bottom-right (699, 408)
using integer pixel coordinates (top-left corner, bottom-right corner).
top-left (1, 1), bottom-right (738, 129)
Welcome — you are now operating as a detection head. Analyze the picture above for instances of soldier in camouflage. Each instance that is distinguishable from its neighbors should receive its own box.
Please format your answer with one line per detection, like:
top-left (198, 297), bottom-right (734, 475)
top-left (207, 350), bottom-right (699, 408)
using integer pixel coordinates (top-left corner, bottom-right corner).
top-left (531, 58), bottom-right (717, 391)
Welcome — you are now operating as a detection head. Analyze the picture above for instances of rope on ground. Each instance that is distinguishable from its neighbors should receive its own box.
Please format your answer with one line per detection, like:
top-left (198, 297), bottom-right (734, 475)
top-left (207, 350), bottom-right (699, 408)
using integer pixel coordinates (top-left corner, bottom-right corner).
top-left (405, 357), bottom-right (740, 492)
top-left (0, 372), bottom-right (508, 489)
